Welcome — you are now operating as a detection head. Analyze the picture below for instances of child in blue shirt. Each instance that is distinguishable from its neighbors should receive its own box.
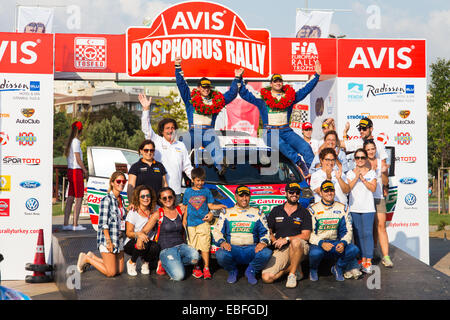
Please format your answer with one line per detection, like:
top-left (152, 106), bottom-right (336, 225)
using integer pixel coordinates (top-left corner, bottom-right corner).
top-left (182, 167), bottom-right (226, 279)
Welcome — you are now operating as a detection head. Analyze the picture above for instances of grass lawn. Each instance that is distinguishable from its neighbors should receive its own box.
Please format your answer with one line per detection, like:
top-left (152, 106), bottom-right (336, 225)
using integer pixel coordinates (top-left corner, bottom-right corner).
top-left (429, 209), bottom-right (450, 227)
top-left (52, 203), bottom-right (64, 216)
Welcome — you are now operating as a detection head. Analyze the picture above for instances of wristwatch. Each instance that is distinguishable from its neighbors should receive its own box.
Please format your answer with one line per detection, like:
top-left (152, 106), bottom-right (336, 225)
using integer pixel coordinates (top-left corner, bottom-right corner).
top-left (285, 237), bottom-right (290, 243)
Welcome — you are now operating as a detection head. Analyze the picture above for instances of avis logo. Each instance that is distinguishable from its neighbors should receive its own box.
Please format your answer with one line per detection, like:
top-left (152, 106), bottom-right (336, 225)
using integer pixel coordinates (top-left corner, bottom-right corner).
top-left (394, 132), bottom-right (412, 145)
top-left (349, 46), bottom-right (413, 69)
top-left (25, 198), bottom-right (39, 211)
top-left (0, 132), bottom-right (9, 145)
top-left (16, 132), bottom-right (37, 146)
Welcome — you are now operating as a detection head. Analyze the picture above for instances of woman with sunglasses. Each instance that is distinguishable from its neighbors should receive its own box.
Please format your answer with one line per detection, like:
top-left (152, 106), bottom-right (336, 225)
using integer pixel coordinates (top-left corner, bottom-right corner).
top-left (140, 187), bottom-right (200, 281)
top-left (364, 140), bottom-right (393, 268)
top-left (346, 148), bottom-right (377, 274)
top-left (310, 148), bottom-right (350, 205)
top-left (124, 185), bottom-right (160, 276)
top-left (127, 140), bottom-right (168, 208)
top-left (77, 171), bottom-right (127, 277)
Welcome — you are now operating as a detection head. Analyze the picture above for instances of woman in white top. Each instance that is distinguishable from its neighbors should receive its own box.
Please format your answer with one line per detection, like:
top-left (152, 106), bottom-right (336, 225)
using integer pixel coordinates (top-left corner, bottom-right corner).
top-left (63, 121), bottom-right (88, 231)
top-left (346, 148), bottom-right (377, 274)
top-left (310, 148), bottom-right (350, 205)
top-left (124, 185), bottom-right (160, 276)
top-left (364, 140), bottom-right (393, 268)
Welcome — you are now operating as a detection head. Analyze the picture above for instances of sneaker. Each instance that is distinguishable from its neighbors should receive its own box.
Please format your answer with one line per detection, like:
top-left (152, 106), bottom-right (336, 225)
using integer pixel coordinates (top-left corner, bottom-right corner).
top-left (286, 273), bottom-right (297, 288)
top-left (351, 268), bottom-right (363, 279)
top-left (382, 256), bottom-right (394, 268)
top-left (203, 268), bottom-right (212, 280)
top-left (77, 253), bottom-right (87, 273)
top-left (227, 269), bottom-right (238, 284)
top-left (245, 266), bottom-right (257, 285)
top-left (331, 265), bottom-right (345, 281)
top-left (156, 260), bottom-right (166, 276)
top-left (361, 261), bottom-right (373, 274)
top-left (141, 262), bottom-right (150, 275)
top-left (127, 259), bottom-right (137, 276)
top-left (344, 270), bottom-right (353, 279)
top-left (309, 269), bottom-right (319, 281)
top-left (192, 266), bottom-right (203, 279)
top-left (62, 225), bottom-right (72, 231)
top-left (73, 225), bottom-right (87, 231)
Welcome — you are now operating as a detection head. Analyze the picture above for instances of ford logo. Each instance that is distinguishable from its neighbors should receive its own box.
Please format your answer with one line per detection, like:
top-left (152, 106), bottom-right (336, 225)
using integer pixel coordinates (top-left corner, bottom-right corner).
top-left (25, 198), bottom-right (39, 211)
top-left (20, 180), bottom-right (41, 188)
top-left (399, 177), bottom-right (417, 185)
top-left (405, 193), bottom-right (417, 206)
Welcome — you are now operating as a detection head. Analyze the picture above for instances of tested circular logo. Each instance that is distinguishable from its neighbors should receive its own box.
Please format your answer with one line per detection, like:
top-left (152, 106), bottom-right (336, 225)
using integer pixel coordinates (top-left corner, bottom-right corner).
top-left (404, 193), bottom-right (417, 206)
top-left (25, 198), bottom-right (39, 211)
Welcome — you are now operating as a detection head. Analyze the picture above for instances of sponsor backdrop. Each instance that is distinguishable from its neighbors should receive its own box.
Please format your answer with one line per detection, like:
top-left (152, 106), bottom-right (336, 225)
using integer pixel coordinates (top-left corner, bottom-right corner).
top-left (0, 33), bottom-right (54, 279)
top-left (336, 39), bottom-right (428, 263)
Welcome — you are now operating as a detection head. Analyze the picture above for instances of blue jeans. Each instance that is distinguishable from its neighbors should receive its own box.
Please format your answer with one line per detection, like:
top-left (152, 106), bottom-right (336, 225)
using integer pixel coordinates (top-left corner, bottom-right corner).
top-left (215, 245), bottom-right (272, 273)
top-left (351, 212), bottom-right (375, 259)
top-left (309, 241), bottom-right (360, 270)
top-left (265, 128), bottom-right (314, 167)
top-left (159, 244), bottom-right (200, 281)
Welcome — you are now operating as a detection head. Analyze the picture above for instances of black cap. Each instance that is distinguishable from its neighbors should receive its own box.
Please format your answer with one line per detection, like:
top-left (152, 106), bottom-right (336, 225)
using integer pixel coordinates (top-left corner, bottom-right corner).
top-left (236, 185), bottom-right (250, 196)
top-left (356, 117), bottom-right (373, 129)
top-left (270, 74), bottom-right (283, 82)
top-left (320, 180), bottom-right (335, 192)
top-left (285, 182), bottom-right (301, 192)
top-left (198, 77), bottom-right (212, 88)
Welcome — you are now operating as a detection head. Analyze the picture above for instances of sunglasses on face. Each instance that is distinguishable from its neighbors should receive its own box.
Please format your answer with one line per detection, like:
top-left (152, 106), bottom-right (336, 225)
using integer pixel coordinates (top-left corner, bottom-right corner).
top-left (322, 189), bottom-right (335, 193)
top-left (115, 179), bottom-right (127, 185)
top-left (358, 127), bottom-right (369, 132)
top-left (142, 149), bottom-right (155, 153)
top-left (140, 194), bottom-right (151, 199)
top-left (355, 156), bottom-right (367, 160)
top-left (288, 190), bottom-right (301, 195)
top-left (161, 195), bottom-right (174, 201)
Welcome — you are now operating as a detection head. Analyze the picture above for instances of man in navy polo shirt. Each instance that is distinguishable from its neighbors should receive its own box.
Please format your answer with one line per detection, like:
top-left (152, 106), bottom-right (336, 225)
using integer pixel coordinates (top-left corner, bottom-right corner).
top-left (261, 182), bottom-right (312, 288)
top-left (127, 139), bottom-right (168, 202)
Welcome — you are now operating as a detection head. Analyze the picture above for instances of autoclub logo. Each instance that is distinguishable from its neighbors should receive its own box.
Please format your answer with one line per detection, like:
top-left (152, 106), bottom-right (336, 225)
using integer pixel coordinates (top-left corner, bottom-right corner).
top-left (16, 132), bottom-right (37, 146)
top-left (0, 132), bottom-right (9, 146)
top-left (347, 82), bottom-right (363, 101)
top-left (404, 193), bottom-right (417, 206)
top-left (127, 1), bottom-right (270, 78)
top-left (394, 132), bottom-right (412, 145)
top-left (0, 175), bottom-right (11, 192)
top-left (18, 108), bottom-right (39, 124)
top-left (291, 41), bottom-right (319, 72)
top-left (366, 83), bottom-right (414, 98)
top-left (21, 108), bottom-right (35, 118)
top-left (399, 177), bottom-right (418, 185)
top-left (0, 199), bottom-right (10, 217)
top-left (399, 110), bottom-right (411, 119)
top-left (25, 198), bottom-right (39, 211)
top-left (74, 37), bottom-right (107, 69)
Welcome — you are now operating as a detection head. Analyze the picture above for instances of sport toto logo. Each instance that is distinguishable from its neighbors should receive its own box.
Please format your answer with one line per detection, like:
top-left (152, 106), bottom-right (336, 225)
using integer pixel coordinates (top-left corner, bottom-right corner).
top-left (127, 1), bottom-right (270, 78)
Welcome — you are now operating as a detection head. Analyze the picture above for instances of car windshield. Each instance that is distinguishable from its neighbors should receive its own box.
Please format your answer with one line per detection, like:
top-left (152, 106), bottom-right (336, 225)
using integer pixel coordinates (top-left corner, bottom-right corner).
top-left (199, 152), bottom-right (303, 185)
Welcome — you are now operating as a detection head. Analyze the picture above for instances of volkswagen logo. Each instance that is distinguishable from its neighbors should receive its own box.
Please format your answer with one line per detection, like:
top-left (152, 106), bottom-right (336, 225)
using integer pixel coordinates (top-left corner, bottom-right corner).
top-left (25, 198), bottom-right (39, 211)
top-left (405, 193), bottom-right (417, 206)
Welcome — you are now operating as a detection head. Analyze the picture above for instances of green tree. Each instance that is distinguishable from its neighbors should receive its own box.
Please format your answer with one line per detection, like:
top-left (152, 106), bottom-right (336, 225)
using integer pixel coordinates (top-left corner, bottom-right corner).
top-left (428, 58), bottom-right (450, 213)
top-left (151, 91), bottom-right (188, 133)
top-left (102, 106), bottom-right (140, 136)
top-left (53, 111), bottom-right (70, 157)
top-left (84, 115), bottom-right (129, 148)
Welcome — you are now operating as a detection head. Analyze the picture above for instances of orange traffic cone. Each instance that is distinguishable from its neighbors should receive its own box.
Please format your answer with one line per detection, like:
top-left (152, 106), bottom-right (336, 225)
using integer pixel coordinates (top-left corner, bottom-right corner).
top-left (25, 229), bottom-right (53, 283)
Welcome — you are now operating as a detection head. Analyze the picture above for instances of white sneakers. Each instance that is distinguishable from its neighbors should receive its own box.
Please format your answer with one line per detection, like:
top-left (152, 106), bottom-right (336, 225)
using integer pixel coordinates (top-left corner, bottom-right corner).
top-left (286, 273), bottom-right (298, 288)
top-left (141, 262), bottom-right (150, 275)
top-left (62, 225), bottom-right (86, 231)
top-left (127, 259), bottom-right (138, 276)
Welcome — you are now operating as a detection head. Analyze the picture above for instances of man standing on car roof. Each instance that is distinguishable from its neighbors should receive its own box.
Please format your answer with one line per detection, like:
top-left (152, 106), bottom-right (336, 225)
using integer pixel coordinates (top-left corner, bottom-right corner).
top-left (238, 61), bottom-right (321, 170)
top-left (212, 185), bottom-right (272, 285)
top-left (140, 95), bottom-right (193, 203)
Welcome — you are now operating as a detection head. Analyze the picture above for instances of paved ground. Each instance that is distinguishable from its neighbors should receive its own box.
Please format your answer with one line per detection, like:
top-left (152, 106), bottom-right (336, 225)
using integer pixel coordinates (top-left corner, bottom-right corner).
top-left (2, 214), bottom-right (449, 300)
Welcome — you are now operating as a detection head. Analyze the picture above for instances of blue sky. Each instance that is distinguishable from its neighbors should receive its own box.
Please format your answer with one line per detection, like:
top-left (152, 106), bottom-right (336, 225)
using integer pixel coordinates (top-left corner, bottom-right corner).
top-left (2, 0), bottom-right (449, 72)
